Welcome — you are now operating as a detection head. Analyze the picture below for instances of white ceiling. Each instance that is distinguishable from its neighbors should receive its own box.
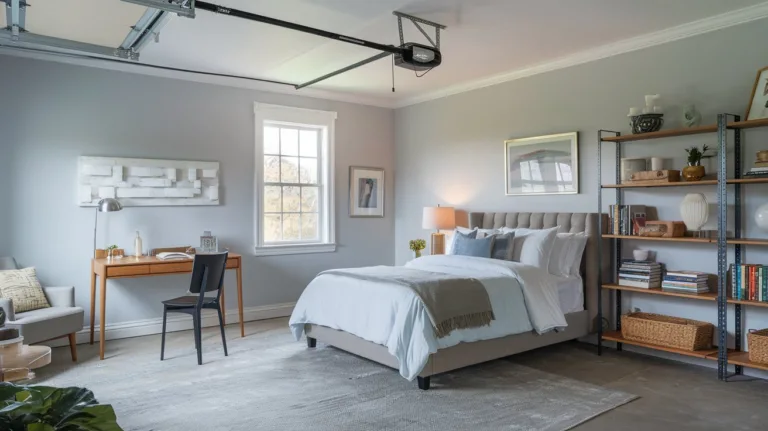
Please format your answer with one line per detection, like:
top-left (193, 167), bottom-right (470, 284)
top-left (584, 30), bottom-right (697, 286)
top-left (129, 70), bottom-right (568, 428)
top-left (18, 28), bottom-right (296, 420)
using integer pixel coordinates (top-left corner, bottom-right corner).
top-left (3, 0), bottom-right (768, 107)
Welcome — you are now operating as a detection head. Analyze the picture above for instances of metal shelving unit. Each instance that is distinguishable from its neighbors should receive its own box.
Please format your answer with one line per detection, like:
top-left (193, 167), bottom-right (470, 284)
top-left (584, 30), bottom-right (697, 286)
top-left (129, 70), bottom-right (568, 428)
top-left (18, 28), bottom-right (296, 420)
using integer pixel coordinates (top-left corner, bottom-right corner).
top-left (597, 115), bottom-right (768, 381)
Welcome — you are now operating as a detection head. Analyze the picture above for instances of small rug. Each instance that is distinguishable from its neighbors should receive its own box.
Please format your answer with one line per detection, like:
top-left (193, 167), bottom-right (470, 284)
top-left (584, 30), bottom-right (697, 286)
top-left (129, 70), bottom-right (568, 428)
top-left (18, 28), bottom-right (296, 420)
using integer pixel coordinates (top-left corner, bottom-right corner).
top-left (34, 329), bottom-right (637, 430)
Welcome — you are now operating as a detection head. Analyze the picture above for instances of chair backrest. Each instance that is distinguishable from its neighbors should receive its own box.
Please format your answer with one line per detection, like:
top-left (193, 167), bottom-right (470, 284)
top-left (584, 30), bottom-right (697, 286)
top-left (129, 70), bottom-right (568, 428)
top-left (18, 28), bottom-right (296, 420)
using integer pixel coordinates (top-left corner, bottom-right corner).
top-left (188, 252), bottom-right (228, 298)
top-left (0, 257), bottom-right (19, 271)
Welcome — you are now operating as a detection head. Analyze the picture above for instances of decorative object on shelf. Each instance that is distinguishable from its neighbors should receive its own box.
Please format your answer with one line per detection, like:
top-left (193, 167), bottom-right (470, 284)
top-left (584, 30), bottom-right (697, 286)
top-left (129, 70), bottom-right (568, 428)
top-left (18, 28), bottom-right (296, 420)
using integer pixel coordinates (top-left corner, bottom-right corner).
top-left (746, 65), bottom-right (768, 121)
top-left (632, 249), bottom-right (650, 261)
top-left (92, 198), bottom-right (123, 258)
top-left (638, 221), bottom-right (686, 238)
top-left (644, 94), bottom-right (661, 112)
top-left (106, 244), bottom-right (121, 260)
top-left (679, 193), bottom-right (709, 233)
top-left (682, 105), bottom-right (702, 128)
top-left (621, 312), bottom-right (714, 351)
top-left (349, 166), bottom-right (385, 217)
top-left (628, 169), bottom-right (680, 184)
top-left (504, 132), bottom-right (579, 195)
top-left (200, 231), bottom-right (218, 252)
top-left (650, 157), bottom-right (664, 171)
top-left (755, 203), bottom-right (768, 231)
top-left (94, 248), bottom-right (124, 259)
top-left (747, 329), bottom-right (768, 364)
top-left (744, 150), bottom-right (768, 177)
top-left (758, 150), bottom-right (768, 163)
top-left (682, 145), bottom-right (714, 181)
top-left (630, 114), bottom-right (664, 134)
top-left (134, 230), bottom-right (143, 257)
top-left (620, 158), bottom-right (647, 182)
top-left (422, 206), bottom-right (455, 255)
top-left (409, 239), bottom-right (426, 259)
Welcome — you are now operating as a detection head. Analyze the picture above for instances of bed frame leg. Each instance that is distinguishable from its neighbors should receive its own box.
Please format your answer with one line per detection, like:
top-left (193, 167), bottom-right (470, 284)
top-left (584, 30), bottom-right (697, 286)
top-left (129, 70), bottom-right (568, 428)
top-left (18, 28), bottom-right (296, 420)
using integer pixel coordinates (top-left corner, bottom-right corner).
top-left (306, 337), bottom-right (317, 348)
top-left (417, 376), bottom-right (430, 391)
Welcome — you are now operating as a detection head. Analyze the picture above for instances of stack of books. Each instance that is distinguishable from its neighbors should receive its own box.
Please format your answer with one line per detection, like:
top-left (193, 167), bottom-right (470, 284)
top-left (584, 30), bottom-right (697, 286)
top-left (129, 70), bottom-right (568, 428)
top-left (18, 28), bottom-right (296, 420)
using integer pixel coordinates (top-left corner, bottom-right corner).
top-left (730, 264), bottom-right (768, 302)
top-left (662, 271), bottom-right (709, 294)
top-left (618, 260), bottom-right (661, 288)
top-left (744, 159), bottom-right (768, 177)
top-left (609, 205), bottom-right (647, 235)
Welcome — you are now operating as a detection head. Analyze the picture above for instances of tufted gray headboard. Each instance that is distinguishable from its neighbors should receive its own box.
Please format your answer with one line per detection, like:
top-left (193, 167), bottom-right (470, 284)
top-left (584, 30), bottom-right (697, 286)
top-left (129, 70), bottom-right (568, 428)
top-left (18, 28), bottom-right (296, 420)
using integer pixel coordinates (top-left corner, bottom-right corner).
top-left (469, 212), bottom-right (610, 333)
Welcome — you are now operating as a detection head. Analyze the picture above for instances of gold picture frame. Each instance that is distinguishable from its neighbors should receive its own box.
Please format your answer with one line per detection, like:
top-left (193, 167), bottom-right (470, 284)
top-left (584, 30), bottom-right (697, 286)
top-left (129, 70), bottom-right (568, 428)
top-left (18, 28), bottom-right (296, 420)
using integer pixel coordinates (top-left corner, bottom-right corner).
top-left (746, 65), bottom-right (768, 121)
top-left (504, 132), bottom-right (579, 196)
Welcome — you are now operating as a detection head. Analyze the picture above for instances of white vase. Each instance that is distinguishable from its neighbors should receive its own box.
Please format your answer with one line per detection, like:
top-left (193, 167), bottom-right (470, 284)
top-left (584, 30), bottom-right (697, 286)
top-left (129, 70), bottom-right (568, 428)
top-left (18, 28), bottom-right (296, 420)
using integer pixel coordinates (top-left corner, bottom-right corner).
top-left (756, 203), bottom-right (768, 231)
top-left (680, 193), bottom-right (709, 231)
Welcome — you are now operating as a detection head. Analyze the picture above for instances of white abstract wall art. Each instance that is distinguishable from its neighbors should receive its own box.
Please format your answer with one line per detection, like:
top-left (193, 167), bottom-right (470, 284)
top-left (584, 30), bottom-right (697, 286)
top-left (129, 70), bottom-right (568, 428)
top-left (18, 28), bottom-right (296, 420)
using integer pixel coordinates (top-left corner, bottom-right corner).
top-left (78, 156), bottom-right (220, 207)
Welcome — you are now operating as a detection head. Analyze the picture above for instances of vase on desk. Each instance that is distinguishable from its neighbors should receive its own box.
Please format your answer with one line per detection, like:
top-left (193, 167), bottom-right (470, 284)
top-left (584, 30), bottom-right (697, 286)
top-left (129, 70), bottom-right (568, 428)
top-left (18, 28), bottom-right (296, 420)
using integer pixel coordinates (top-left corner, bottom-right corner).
top-left (412, 250), bottom-right (422, 259)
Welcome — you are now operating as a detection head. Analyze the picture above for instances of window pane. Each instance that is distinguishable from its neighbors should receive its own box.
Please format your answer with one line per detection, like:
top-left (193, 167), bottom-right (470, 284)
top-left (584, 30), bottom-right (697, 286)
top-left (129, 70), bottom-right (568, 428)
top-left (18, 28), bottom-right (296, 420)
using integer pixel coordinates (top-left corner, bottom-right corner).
top-left (264, 214), bottom-right (281, 242)
top-left (299, 157), bottom-right (318, 184)
top-left (282, 214), bottom-right (300, 241)
top-left (282, 186), bottom-right (300, 212)
top-left (301, 187), bottom-right (318, 212)
top-left (299, 130), bottom-right (318, 157)
top-left (301, 213), bottom-right (318, 240)
top-left (264, 156), bottom-right (280, 182)
top-left (281, 157), bottom-right (299, 183)
top-left (264, 186), bottom-right (281, 212)
top-left (264, 127), bottom-right (280, 155)
top-left (280, 128), bottom-right (299, 156)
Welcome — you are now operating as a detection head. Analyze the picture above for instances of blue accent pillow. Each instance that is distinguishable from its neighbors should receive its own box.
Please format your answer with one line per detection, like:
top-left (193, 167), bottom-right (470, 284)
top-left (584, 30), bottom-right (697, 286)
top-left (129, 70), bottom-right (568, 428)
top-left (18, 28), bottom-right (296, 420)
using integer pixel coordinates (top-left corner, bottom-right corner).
top-left (490, 232), bottom-right (515, 260)
top-left (453, 233), bottom-right (495, 258)
top-left (450, 230), bottom-right (477, 254)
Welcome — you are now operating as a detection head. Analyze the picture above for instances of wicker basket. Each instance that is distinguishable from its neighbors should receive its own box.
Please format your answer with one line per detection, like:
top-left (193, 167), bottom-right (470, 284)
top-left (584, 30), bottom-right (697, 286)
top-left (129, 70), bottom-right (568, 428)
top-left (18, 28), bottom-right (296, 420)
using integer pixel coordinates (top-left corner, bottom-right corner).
top-left (621, 312), bottom-right (714, 351)
top-left (747, 329), bottom-right (768, 364)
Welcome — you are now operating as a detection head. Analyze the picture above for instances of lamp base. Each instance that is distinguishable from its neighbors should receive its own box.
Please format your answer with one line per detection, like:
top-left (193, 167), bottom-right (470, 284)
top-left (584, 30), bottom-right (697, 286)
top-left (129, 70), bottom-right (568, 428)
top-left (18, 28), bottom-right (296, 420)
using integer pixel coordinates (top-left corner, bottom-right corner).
top-left (430, 232), bottom-right (446, 255)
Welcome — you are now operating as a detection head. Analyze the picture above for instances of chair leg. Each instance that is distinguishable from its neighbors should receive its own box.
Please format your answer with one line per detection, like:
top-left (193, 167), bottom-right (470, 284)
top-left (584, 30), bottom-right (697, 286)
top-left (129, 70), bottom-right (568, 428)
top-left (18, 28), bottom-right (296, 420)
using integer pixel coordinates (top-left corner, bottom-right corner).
top-left (161, 307), bottom-right (168, 361)
top-left (217, 306), bottom-right (228, 357)
top-left (194, 310), bottom-right (203, 365)
top-left (68, 333), bottom-right (78, 362)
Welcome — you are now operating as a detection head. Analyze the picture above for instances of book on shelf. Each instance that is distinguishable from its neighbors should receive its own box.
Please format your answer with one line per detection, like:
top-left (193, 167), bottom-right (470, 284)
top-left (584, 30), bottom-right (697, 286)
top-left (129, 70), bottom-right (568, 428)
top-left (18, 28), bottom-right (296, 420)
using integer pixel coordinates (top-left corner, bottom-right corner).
top-left (661, 286), bottom-right (710, 294)
top-left (730, 264), bottom-right (768, 301)
top-left (618, 278), bottom-right (661, 289)
top-left (609, 205), bottom-right (647, 235)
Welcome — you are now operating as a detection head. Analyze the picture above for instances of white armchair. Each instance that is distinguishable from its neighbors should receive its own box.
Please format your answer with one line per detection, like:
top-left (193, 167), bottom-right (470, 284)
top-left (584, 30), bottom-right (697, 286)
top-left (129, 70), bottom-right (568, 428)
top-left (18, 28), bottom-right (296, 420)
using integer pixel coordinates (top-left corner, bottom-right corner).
top-left (0, 257), bottom-right (84, 361)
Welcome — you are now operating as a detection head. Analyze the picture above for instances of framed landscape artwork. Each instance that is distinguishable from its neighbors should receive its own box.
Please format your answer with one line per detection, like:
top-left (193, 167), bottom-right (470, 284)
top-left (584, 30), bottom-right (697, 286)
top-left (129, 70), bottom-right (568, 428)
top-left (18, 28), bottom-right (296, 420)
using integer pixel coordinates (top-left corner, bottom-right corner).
top-left (349, 166), bottom-right (384, 217)
top-left (504, 132), bottom-right (579, 196)
top-left (746, 65), bottom-right (768, 120)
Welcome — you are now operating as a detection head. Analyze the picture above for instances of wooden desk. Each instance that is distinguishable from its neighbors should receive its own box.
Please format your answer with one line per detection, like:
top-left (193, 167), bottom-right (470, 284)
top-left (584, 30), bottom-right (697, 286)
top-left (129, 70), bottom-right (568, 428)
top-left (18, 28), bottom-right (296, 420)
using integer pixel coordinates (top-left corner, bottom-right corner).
top-left (90, 254), bottom-right (243, 360)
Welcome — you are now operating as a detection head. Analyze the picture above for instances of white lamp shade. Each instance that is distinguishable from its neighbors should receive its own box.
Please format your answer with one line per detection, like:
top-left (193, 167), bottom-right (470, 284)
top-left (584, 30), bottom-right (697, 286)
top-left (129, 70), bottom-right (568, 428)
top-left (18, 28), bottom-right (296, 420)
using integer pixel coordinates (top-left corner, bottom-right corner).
top-left (680, 193), bottom-right (708, 231)
top-left (422, 207), bottom-right (456, 230)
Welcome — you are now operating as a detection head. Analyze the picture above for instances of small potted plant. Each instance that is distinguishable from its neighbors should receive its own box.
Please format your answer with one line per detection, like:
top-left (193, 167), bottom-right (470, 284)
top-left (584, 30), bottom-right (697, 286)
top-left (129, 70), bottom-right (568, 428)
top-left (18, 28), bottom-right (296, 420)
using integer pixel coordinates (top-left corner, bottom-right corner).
top-left (106, 244), bottom-right (119, 261)
top-left (409, 239), bottom-right (426, 259)
top-left (683, 145), bottom-right (714, 181)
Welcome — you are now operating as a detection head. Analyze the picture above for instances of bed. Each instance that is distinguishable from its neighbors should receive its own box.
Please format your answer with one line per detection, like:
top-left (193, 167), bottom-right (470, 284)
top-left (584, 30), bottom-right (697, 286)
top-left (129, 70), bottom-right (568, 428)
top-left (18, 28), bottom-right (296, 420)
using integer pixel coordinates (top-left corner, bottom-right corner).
top-left (290, 212), bottom-right (610, 390)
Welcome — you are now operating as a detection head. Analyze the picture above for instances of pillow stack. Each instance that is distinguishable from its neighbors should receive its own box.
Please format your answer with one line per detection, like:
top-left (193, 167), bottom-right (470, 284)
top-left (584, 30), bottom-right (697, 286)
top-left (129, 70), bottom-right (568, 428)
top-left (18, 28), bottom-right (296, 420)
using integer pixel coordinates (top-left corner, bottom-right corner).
top-left (449, 229), bottom-right (515, 260)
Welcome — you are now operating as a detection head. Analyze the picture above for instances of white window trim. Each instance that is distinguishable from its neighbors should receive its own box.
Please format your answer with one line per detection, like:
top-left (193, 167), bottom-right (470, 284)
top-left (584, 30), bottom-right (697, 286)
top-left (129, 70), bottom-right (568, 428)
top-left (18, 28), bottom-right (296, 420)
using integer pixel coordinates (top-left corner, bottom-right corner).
top-left (253, 103), bottom-right (337, 256)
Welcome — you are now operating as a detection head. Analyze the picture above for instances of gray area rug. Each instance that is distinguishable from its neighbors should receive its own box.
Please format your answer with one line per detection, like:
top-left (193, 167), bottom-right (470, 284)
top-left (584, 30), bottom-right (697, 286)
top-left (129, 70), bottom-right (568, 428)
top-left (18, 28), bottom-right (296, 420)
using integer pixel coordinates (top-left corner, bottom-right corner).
top-left (34, 328), bottom-right (637, 430)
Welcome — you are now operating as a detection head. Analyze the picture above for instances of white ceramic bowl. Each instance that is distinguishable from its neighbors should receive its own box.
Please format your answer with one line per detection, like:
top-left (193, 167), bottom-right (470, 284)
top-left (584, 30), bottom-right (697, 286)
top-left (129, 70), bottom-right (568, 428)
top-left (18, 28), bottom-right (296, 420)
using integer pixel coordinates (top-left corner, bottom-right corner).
top-left (633, 249), bottom-right (649, 261)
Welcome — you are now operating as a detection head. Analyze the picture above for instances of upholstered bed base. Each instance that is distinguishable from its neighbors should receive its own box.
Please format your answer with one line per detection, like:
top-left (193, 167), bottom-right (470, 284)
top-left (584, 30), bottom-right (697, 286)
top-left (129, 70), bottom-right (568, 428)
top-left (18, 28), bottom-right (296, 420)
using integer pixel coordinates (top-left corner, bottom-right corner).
top-left (304, 212), bottom-right (609, 390)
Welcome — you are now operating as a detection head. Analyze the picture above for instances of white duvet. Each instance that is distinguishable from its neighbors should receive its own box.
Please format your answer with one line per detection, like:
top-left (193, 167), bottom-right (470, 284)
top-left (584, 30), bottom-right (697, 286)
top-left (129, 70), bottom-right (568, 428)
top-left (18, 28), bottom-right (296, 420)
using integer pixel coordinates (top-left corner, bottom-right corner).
top-left (289, 255), bottom-right (567, 380)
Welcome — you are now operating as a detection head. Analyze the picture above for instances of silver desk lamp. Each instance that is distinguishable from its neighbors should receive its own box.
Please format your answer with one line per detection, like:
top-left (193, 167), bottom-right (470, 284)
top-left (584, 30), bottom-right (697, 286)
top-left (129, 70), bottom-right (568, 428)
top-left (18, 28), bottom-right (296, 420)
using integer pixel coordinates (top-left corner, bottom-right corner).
top-left (93, 198), bottom-right (123, 258)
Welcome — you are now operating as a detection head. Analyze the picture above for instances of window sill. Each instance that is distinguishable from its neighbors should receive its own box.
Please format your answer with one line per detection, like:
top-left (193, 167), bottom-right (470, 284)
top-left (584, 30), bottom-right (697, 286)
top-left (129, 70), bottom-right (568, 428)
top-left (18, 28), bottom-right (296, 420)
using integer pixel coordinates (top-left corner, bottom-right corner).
top-left (253, 243), bottom-right (336, 257)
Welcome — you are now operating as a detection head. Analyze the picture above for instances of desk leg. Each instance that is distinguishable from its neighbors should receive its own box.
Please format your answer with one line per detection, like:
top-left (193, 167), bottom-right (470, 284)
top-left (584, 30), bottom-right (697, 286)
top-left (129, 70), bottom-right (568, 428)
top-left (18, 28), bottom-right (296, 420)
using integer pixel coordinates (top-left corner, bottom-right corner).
top-left (99, 276), bottom-right (107, 360)
top-left (90, 269), bottom-right (96, 345)
top-left (236, 265), bottom-right (244, 337)
top-left (220, 284), bottom-right (226, 326)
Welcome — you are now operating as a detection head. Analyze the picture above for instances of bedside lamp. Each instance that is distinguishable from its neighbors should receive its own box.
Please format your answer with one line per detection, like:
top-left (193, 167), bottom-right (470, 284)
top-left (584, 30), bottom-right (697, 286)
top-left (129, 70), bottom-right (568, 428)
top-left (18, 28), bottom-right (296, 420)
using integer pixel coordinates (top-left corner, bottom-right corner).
top-left (422, 206), bottom-right (456, 255)
top-left (93, 198), bottom-right (123, 258)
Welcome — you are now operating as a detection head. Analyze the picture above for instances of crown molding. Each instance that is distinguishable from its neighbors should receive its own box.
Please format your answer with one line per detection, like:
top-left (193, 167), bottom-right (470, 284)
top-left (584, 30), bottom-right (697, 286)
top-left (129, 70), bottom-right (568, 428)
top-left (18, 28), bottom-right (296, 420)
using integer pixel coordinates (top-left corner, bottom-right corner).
top-left (395, 2), bottom-right (768, 108)
top-left (0, 47), bottom-right (398, 109)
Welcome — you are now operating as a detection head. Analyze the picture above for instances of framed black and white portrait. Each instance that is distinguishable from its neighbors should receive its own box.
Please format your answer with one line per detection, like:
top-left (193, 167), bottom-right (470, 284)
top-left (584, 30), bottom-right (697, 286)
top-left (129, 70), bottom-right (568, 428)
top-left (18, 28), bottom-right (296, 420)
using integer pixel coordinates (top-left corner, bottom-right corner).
top-left (349, 166), bottom-right (384, 217)
top-left (746, 66), bottom-right (768, 121)
top-left (504, 132), bottom-right (579, 196)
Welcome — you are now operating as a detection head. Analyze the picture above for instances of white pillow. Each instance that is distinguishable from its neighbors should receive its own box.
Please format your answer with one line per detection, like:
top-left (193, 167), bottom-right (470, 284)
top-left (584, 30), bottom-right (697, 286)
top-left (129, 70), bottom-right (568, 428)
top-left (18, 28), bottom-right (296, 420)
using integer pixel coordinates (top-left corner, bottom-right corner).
top-left (446, 227), bottom-right (499, 255)
top-left (500, 226), bottom-right (559, 268)
top-left (548, 232), bottom-right (588, 276)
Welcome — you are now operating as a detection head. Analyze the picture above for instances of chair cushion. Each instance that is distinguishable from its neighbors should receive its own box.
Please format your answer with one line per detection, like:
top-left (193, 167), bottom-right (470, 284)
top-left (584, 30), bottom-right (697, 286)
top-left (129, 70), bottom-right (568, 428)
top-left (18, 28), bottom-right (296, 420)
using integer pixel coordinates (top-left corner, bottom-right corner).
top-left (0, 267), bottom-right (50, 313)
top-left (7, 306), bottom-right (84, 344)
top-left (163, 296), bottom-right (217, 307)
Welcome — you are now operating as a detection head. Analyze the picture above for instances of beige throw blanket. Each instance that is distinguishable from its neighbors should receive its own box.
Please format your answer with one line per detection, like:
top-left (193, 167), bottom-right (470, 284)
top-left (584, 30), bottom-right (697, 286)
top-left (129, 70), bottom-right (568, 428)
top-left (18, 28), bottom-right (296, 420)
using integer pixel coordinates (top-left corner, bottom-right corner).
top-left (321, 266), bottom-right (495, 338)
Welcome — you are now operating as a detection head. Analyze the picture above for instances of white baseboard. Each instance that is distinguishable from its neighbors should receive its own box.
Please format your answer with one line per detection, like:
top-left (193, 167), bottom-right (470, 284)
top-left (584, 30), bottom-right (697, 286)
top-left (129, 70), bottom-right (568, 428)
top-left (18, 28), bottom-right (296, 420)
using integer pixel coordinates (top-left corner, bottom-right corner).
top-left (43, 302), bottom-right (295, 348)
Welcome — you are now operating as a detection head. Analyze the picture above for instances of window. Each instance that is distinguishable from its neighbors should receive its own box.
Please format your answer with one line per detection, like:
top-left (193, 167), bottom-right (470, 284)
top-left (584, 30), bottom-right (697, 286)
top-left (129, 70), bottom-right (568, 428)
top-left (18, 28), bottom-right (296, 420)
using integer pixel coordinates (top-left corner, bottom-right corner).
top-left (254, 103), bottom-right (336, 256)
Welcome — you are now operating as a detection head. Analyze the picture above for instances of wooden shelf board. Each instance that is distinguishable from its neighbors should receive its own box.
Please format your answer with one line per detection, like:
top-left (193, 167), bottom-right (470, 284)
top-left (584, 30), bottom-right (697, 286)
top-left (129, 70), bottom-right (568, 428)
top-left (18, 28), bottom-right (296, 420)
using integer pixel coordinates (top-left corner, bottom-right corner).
top-left (728, 238), bottom-right (768, 246)
top-left (602, 234), bottom-right (712, 243)
top-left (729, 177), bottom-right (768, 184)
top-left (601, 331), bottom-right (720, 359)
top-left (727, 351), bottom-right (768, 371)
top-left (602, 284), bottom-right (717, 301)
top-left (602, 178), bottom-right (768, 188)
top-left (726, 297), bottom-right (768, 308)
top-left (601, 118), bottom-right (768, 143)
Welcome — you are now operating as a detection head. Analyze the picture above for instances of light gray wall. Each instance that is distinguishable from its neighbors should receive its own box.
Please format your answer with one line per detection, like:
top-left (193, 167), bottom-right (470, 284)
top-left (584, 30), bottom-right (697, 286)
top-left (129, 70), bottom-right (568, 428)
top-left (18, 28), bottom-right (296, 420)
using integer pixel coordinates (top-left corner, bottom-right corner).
top-left (1, 55), bottom-right (394, 327)
top-left (395, 20), bottom-right (768, 372)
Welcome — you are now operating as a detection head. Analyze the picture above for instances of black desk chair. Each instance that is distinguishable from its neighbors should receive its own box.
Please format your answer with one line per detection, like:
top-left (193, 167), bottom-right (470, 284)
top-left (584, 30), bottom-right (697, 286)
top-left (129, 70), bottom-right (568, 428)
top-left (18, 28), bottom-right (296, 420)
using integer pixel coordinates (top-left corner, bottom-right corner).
top-left (161, 252), bottom-right (229, 365)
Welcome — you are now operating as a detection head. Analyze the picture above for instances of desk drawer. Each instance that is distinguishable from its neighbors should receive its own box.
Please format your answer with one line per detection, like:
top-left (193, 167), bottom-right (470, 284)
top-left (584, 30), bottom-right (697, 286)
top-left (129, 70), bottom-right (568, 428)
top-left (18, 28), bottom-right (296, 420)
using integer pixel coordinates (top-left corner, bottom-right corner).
top-left (226, 258), bottom-right (239, 269)
top-left (107, 265), bottom-right (150, 277)
top-left (151, 262), bottom-right (193, 274)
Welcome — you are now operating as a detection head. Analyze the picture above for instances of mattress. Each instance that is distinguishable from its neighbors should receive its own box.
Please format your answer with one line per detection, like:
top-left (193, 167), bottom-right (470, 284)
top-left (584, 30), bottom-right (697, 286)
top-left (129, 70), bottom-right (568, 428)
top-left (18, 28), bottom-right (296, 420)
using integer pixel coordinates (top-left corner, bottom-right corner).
top-left (555, 275), bottom-right (584, 314)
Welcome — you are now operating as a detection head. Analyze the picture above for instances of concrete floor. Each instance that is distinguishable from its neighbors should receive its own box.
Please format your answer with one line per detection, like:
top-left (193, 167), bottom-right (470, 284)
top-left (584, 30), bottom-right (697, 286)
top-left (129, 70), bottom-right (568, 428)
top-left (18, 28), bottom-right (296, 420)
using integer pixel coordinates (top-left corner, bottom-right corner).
top-left (45, 317), bottom-right (767, 431)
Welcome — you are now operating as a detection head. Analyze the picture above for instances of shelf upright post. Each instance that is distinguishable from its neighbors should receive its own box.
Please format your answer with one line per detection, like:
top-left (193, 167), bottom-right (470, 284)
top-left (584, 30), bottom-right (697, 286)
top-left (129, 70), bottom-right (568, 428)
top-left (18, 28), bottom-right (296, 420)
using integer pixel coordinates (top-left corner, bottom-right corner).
top-left (732, 114), bottom-right (743, 376)
top-left (597, 130), bottom-right (621, 356)
top-left (615, 133), bottom-right (623, 352)
top-left (716, 114), bottom-right (729, 381)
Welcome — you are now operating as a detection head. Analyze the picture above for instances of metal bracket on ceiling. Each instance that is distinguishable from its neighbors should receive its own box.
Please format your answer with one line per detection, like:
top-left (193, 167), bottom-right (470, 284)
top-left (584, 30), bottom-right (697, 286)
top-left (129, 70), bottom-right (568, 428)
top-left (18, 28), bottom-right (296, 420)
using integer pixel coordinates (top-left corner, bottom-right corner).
top-left (121, 0), bottom-right (195, 19)
top-left (120, 8), bottom-right (172, 56)
top-left (392, 11), bottom-right (445, 49)
top-left (0, 29), bottom-right (137, 60)
top-left (3, 0), bottom-right (28, 40)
